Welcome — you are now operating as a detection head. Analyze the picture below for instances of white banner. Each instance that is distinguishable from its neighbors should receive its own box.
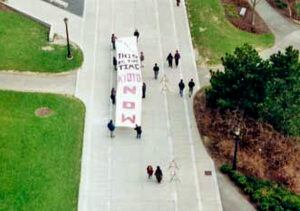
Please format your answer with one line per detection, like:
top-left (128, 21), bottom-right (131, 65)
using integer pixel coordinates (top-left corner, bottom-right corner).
top-left (115, 37), bottom-right (142, 128)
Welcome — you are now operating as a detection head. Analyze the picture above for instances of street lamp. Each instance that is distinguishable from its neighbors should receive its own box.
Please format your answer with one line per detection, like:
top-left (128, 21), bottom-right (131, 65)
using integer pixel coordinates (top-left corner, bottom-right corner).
top-left (232, 127), bottom-right (241, 171)
top-left (63, 17), bottom-right (72, 59)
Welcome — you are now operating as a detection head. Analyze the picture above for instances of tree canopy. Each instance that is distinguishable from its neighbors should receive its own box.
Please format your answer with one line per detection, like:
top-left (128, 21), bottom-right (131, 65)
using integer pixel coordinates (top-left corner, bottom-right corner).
top-left (206, 44), bottom-right (300, 136)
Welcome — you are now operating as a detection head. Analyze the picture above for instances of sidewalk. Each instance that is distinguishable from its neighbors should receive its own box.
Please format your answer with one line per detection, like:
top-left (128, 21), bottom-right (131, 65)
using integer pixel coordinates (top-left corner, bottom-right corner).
top-left (6, 0), bottom-right (223, 210)
top-left (254, 0), bottom-right (300, 58)
top-left (76, 0), bottom-right (223, 210)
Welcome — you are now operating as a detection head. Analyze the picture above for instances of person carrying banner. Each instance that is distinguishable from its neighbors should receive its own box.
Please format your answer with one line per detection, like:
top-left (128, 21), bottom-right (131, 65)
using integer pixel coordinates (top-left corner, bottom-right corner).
top-left (134, 124), bottom-right (142, 139)
top-left (110, 88), bottom-right (116, 105)
top-left (107, 120), bottom-right (115, 138)
top-left (142, 82), bottom-right (146, 98)
top-left (140, 51), bottom-right (145, 68)
top-left (153, 63), bottom-right (159, 80)
top-left (134, 29), bottom-right (140, 42)
top-left (111, 34), bottom-right (117, 50)
top-left (178, 79), bottom-right (185, 97)
top-left (113, 56), bottom-right (117, 71)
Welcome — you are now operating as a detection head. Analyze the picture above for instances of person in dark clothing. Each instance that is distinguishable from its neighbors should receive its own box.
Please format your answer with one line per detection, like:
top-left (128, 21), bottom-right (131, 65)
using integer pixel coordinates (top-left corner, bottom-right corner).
top-left (153, 63), bottom-right (159, 79)
top-left (176, 0), bottom-right (180, 6)
top-left (154, 166), bottom-right (163, 183)
top-left (140, 51), bottom-right (145, 68)
top-left (188, 78), bottom-right (195, 97)
top-left (174, 50), bottom-right (181, 67)
top-left (142, 82), bottom-right (146, 98)
top-left (166, 53), bottom-right (173, 68)
top-left (111, 34), bottom-right (116, 50)
top-left (146, 165), bottom-right (154, 179)
top-left (113, 56), bottom-right (117, 71)
top-left (107, 119), bottom-right (115, 138)
top-left (110, 88), bottom-right (116, 105)
top-left (178, 79), bottom-right (185, 97)
top-left (134, 29), bottom-right (140, 42)
top-left (134, 124), bottom-right (142, 139)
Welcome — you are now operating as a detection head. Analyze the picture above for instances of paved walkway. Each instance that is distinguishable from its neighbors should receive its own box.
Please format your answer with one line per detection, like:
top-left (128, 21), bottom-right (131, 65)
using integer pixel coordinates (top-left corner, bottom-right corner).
top-left (0, 71), bottom-right (77, 94)
top-left (5, 0), bottom-right (223, 210)
top-left (255, 0), bottom-right (300, 58)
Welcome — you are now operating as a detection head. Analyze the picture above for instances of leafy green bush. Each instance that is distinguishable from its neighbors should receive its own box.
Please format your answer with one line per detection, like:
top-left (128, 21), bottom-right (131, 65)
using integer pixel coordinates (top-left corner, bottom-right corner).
top-left (220, 164), bottom-right (300, 210)
top-left (274, 0), bottom-right (287, 9)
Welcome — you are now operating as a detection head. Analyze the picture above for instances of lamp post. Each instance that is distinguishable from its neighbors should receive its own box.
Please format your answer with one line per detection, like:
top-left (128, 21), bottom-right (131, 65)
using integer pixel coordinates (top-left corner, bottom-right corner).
top-left (64, 17), bottom-right (72, 59)
top-left (232, 127), bottom-right (241, 171)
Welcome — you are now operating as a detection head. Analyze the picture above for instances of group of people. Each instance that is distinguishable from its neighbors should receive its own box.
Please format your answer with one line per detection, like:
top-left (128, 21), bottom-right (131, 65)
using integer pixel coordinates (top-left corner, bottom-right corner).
top-left (179, 78), bottom-right (195, 97)
top-left (146, 165), bottom-right (163, 183)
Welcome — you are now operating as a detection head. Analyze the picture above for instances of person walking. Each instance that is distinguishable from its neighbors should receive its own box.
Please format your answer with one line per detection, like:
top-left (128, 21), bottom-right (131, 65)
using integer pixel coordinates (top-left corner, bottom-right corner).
top-left (178, 79), bottom-right (185, 97)
top-left (166, 53), bottom-right (173, 68)
top-left (113, 56), bottom-right (117, 71)
top-left (153, 63), bottom-right (159, 79)
top-left (188, 78), bottom-right (195, 97)
top-left (110, 88), bottom-right (116, 105)
top-left (134, 124), bottom-right (142, 139)
top-left (140, 51), bottom-right (145, 68)
top-left (174, 50), bottom-right (181, 67)
top-left (146, 165), bottom-right (154, 179)
top-left (111, 34), bottom-right (116, 50)
top-left (134, 29), bottom-right (140, 42)
top-left (142, 82), bottom-right (146, 98)
top-left (107, 119), bottom-right (115, 138)
top-left (176, 0), bottom-right (180, 6)
top-left (154, 166), bottom-right (163, 183)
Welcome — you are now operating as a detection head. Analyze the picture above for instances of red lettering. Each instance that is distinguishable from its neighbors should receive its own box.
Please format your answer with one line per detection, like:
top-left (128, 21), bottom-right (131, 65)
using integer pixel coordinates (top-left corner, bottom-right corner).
top-left (123, 101), bottom-right (135, 109)
top-left (121, 114), bottom-right (135, 123)
top-left (123, 86), bottom-right (136, 94)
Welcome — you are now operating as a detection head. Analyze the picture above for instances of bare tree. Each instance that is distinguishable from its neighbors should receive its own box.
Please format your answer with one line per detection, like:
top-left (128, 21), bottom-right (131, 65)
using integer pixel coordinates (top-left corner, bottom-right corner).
top-left (250, 0), bottom-right (262, 26)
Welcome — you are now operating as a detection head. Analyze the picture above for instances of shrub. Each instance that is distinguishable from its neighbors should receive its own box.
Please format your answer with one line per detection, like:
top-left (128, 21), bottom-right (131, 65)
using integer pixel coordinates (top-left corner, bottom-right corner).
top-left (220, 164), bottom-right (300, 210)
top-left (274, 0), bottom-right (287, 9)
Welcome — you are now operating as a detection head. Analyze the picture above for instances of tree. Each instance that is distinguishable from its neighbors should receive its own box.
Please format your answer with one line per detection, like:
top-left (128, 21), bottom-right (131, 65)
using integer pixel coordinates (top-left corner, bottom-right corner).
top-left (206, 44), bottom-right (270, 117)
top-left (250, 0), bottom-right (262, 26)
top-left (260, 46), bottom-right (300, 136)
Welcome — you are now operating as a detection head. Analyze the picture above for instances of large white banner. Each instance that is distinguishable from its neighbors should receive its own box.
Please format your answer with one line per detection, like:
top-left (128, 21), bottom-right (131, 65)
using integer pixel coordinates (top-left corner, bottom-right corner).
top-left (115, 37), bottom-right (142, 128)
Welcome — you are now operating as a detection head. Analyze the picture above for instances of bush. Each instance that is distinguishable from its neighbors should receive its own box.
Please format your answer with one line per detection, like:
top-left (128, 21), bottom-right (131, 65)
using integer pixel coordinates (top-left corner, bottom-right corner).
top-left (220, 164), bottom-right (300, 210)
top-left (274, 0), bottom-right (287, 9)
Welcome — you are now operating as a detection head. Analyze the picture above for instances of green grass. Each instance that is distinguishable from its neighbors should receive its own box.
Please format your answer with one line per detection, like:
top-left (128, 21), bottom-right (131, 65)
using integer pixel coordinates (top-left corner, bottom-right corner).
top-left (0, 11), bottom-right (83, 72)
top-left (186, 0), bottom-right (275, 64)
top-left (0, 90), bottom-right (85, 210)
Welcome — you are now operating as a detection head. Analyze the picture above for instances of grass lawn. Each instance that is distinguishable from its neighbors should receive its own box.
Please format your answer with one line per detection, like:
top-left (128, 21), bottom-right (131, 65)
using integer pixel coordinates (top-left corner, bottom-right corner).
top-left (186, 0), bottom-right (275, 64)
top-left (0, 11), bottom-right (83, 73)
top-left (0, 91), bottom-right (85, 210)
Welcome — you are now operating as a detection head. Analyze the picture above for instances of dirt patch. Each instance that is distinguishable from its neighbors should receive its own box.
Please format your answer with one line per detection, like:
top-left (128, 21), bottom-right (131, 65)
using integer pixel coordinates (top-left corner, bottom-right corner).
top-left (222, 0), bottom-right (271, 34)
top-left (0, 2), bottom-right (12, 12)
top-left (42, 46), bottom-right (54, 51)
top-left (193, 90), bottom-right (300, 194)
top-left (267, 0), bottom-right (300, 21)
top-left (35, 107), bottom-right (54, 117)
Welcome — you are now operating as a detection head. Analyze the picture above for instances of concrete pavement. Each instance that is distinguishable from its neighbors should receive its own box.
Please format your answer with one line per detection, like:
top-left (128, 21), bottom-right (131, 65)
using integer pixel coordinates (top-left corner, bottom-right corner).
top-left (75, 0), bottom-right (223, 210)
top-left (0, 71), bottom-right (77, 94)
top-left (5, 0), bottom-right (224, 210)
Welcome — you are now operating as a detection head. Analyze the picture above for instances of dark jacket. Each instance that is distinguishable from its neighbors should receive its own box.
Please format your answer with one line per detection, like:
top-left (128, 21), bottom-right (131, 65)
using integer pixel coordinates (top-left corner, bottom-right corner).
top-left (134, 126), bottom-right (142, 134)
top-left (174, 52), bottom-right (181, 60)
top-left (153, 65), bottom-right (159, 72)
top-left (179, 81), bottom-right (185, 90)
top-left (107, 121), bottom-right (115, 131)
top-left (188, 81), bottom-right (195, 89)
top-left (167, 53), bottom-right (173, 61)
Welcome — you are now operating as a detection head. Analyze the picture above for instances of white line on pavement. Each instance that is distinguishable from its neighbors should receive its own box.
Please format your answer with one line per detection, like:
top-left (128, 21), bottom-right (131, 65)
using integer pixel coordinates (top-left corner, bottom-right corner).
top-left (153, 0), bottom-right (177, 210)
top-left (168, 0), bottom-right (203, 210)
